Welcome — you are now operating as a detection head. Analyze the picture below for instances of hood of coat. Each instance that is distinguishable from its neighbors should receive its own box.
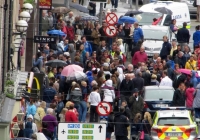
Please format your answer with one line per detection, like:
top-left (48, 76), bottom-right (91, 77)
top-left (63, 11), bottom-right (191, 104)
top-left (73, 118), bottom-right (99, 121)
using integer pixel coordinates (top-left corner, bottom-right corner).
top-left (105, 80), bottom-right (113, 87)
top-left (68, 43), bottom-right (75, 53)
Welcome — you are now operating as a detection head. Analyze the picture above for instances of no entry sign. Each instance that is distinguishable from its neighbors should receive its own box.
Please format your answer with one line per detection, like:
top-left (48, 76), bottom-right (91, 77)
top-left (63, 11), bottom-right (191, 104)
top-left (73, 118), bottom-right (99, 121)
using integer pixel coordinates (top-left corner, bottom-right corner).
top-left (104, 25), bottom-right (117, 37)
top-left (106, 13), bottom-right (118, 25)
top-left (96, 102), bottom-right (112, 116)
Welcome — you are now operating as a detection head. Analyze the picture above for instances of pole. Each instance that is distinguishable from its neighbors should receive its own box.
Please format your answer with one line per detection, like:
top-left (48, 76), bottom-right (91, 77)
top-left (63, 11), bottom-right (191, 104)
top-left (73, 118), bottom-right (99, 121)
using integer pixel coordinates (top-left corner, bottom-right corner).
top-left (136, 0), bottom-right (138, 10)
top-left (66, 0), bottom-right (69, 8)
top-left (7, 0), bottom-right (12, 71)
top-left (99, 3), bottom-right (103, 25)
top-left (130, 0), bottom-right (133, 9)
top-left (2, 0), bottom-right (8, 92)
top-left (39, 9), bottom-right (42, 36)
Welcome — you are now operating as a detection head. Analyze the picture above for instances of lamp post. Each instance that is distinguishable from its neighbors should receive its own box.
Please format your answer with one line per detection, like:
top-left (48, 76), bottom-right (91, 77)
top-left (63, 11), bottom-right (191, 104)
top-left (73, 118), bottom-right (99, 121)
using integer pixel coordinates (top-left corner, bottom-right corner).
top-left (22, 3), bottom-right (33, 14)
top-left (19, 11), bottom-right (31, 22)
top-left (17, 110), bottom-right (24, 122)
top-left (12, 20), bottom-right (28, 70)
top-left (11, 123), bottom-right (20, 138)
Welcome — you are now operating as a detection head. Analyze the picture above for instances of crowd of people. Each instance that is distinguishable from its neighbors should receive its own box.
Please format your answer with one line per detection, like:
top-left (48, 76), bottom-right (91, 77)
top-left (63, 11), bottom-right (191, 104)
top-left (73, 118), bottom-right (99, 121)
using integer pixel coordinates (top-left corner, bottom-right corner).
top-left (15, 9), bottom-right (200, 140)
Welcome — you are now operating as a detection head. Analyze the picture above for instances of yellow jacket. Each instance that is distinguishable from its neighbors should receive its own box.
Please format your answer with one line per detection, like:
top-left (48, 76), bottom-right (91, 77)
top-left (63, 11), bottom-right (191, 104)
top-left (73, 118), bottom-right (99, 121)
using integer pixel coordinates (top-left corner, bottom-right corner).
top-left (35, 107), bottom-right (46, 130)
top-left (185, 60), bottom-right (197, 70)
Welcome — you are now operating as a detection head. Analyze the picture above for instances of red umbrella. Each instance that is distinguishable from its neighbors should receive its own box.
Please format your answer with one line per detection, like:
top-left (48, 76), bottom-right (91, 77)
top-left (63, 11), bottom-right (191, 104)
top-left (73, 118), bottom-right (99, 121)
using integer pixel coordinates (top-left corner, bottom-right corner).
top-left (61, 64), bottom-right (83, 77)
top-left (178, 69), bottom-right (199, 77)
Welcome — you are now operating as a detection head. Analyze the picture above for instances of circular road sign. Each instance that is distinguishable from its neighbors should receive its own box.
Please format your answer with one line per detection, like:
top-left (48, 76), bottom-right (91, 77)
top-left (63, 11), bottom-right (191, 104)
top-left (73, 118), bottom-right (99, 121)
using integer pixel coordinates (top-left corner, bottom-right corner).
top-left (96, 102), bottom-right (112, 116)
top-left (106, 12), bottom-right (118, 25)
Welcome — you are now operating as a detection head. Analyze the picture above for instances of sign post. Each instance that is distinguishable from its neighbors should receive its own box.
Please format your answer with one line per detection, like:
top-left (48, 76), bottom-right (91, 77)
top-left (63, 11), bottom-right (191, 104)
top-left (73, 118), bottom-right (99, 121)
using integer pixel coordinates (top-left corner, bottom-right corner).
top-left (58, 123), bottom-right (106, 140)
top-left (104, 13), bottom-right (118, 37)
top-left (96, 102), bottom-right (112, 116)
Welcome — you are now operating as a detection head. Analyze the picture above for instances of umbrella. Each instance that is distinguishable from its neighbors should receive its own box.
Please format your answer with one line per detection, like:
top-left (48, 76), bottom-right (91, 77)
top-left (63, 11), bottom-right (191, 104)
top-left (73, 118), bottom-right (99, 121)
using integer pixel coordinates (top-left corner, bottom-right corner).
top-left (118, 16), bottom-right (137, 24)
top-left (154, 7), bottom-right (173, 15)
top-left (124, 10), bottom-right (143, 16)
top-left (61, 64), bottom-right (83, 76)
top-left (69, 3), bottom-right (89, 13)
top-left (80, 15), bottom-right (99, 21)
top-left (51, 7), bottom-right (71, 14)
top-left (47, 30), bottom-right (66, 36)
top-left (66, 71), bottom-right (87, 81)
top-left (45, 59), bottom-right (67, 67)
top-left (178, 69), bottom-right (199, 77)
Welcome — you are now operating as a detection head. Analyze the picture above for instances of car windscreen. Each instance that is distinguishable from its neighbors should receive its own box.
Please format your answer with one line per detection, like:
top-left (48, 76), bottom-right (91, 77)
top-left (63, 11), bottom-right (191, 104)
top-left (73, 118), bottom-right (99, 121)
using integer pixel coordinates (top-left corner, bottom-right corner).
top-left (143, 29), bottom-right (168, 40)
top-left (144, 89), bottom-right (174, 100)
top-left (157, 117), bottom-right (190, 126)
top-left (139, 12), bottom-right (163, 25)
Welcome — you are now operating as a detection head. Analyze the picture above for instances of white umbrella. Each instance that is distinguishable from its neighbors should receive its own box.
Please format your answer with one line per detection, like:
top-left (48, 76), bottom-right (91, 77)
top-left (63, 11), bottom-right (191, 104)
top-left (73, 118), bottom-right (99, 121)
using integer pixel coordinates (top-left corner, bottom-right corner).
top-left (66, 71), bottom-right (87, 81)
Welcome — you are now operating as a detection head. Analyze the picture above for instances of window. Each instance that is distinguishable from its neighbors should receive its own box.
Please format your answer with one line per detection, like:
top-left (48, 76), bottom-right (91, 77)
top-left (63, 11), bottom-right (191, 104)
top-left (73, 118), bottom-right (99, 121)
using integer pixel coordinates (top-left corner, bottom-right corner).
top-left (163, 15), bottom-right (172, 26)
top-left (143, 29), bottom-right (168, 40)
top-left (158, 117), bottom-right (190, 126)
top-left (145, 89), bottom-right (174, 100)
top-left (139, 12), bottom-right (163, 25)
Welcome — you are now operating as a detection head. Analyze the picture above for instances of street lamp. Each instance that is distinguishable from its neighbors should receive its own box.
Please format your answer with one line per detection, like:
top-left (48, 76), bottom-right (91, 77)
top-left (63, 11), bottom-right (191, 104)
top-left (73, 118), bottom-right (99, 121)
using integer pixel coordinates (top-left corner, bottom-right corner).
top-left (19, 11), bottom-right (31, 22)
top-left (11, 123), bottom-right (20, 138)
top-left (17, 110), bottom-right (24, 122)
top-left (15, 20), bottom-right (28, 33)
top-left (22, 3), bottom-right (33, 14)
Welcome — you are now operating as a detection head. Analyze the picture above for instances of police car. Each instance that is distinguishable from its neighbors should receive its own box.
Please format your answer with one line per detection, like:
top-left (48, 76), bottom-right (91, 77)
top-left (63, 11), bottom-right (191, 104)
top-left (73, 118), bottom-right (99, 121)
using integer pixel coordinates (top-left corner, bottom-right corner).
top-left (151, 107), bottom-right (198, 140)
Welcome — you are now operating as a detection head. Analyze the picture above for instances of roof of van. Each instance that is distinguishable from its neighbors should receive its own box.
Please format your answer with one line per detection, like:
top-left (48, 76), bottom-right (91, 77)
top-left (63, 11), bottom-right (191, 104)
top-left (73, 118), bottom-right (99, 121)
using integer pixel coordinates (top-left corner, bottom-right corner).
top-left (144, 86), bottom-right (174, 90)
top-left (139, 1), bottom-right (188, 13)
top-left (141, 25), bottom-right (169, 31)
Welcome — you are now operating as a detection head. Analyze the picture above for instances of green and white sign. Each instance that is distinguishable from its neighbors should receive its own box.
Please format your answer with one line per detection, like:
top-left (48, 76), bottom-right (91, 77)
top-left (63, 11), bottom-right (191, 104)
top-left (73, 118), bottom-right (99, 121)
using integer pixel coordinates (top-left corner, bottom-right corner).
top-left (58, 123), bottom-right (106, 140)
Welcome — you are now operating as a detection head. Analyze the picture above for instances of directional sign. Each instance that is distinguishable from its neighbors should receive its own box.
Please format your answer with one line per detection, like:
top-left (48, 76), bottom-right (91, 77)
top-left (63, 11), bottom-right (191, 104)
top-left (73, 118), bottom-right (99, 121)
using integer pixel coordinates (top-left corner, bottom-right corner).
top-left (96, 102), bottom-right (112, 116)
top-left (58, 123), bottom-right (106, 140)
top-left (106, 13), bottom-right (118, 25)
top-left (104, 25), bottom-right (117, 37)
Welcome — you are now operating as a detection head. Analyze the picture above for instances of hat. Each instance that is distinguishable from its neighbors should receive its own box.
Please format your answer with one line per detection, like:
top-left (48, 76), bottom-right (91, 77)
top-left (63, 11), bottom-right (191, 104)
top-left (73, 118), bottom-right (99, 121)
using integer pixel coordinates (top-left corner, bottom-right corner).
top-left (172, 39), bottom-right (177, 42)
top-left (103, 63), bottom-right (109, 67)
top-left (133, 88), bottom-right (139, 93)
top-left (27, 114), bottom-right (33, 120)
top-left (64, 52), bottom-right (70, 56)
top-left (151, 74), bottom-right (157, 79)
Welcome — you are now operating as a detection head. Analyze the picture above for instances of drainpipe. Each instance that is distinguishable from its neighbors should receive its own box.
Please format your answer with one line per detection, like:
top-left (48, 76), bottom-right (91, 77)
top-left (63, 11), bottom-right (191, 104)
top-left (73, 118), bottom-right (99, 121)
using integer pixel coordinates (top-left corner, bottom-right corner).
top-left (7, 0), bottom-right (12, 71)
top-left (2, 0), bottom-right (8, 92)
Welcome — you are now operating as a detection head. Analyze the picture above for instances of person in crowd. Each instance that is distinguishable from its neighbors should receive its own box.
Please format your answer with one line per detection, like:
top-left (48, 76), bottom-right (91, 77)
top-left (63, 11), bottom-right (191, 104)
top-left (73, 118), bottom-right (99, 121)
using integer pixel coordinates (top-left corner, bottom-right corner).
top-left (141, 66), bottom-right (151, 86)
top-left (131, 113), bottom-right (142, 140)
top-left (142, 112), bottom-right (152, 140)
top-left (193, 83), bottom-right (200, 122)
top-left (160, 70), bottom-right (173, 87)
top-left (129, 88), bottom-right (144, 121)
top-left (132, 46), bottom-right (147, 67)
top-left (43, 83), bottom-right (57, 108)
top-left (32, 52), bottom-right (43, 71)
top-left (88, 2), bottom-right (96, 16)
top-left (150, 74), bottom-right (159, 85)
top-left (47, 11), bottom-right (55, 30)
top-left (41, 122), bottom-right (52, 140)
top-left (27, 100), bottom-right (37, 117)
top-left (185, 83), bottom-right (195, 109)
top-left (190, 70), bottom-right (198, 88)
top-left (174, 51), bottom-right (185, 68)
top-left (24, 114), bottom-right (37, 134)
top-left (41, 12), bottom-right (49, 36)
top-left (193, 25), bottom-right (200, 52)
top-left (114, 106), bottom-right (129, 140)
top-left (23, 122), bottom-right (33, 138)
top-left (88, 85), bottom-right (101, 122)
top-left (91, 23), bottom-right (101, 52)
top-left (59, 108), bottom-right (68, 122)
top-left (177, 22), bottom-right (190, 51)
top-left (121, 100), bottom-right (131, 119)
top-left (160, 36), bottom-right (171, 60)
top-left (106, 112), bottom-right (115, 140)
top-left (35, 101), bottom-right (46, 130)
top-left (132, 72), bottom-right (144, 93)
top-left (65, 104), bottom-right (78, 122)
top-left (185, 55), bottom-right (197, 70)
top-left (120, 74), bottom-right (133, 105)
top-left (64, 12), bottom-right (74, 25)
top-left (132, 22), bottom-right (143, 47)
top-left (42, 108), bottom-right (58, 139)
top-left (66, 21), bottom-right (75, 43)
top-left (55, 95), bottom-right (64, 121)
top-left (172, 82), bottom-right (186, 106)
top-left (170, 19), bottom-right (178, 35)
top-left (170, 39), bottom-right (177, 56)
top-left (82, 36), bottom-right (93, 56)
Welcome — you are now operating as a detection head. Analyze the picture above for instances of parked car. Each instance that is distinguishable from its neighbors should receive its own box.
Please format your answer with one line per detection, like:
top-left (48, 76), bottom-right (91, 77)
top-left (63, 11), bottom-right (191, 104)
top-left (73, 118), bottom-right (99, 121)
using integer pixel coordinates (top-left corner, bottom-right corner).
top-left (151, 108), bottom-right (198, 140)
top-left (141, 25), bottom-right (175, 57)
top-left (143, 86), bottom-right (174, 114)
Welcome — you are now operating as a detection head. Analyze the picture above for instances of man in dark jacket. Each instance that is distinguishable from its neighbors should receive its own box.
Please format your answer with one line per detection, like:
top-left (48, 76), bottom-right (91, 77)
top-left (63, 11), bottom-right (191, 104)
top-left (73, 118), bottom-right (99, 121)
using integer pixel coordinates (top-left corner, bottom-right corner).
top-left (43, 83), bottom-right (57, 108)
top-left (120, 74), bottom-right (134, 105)
top-left (114, 106), bottom-right (129, 140)
top-left (172, 82), bottom-right (186, 106)
top-left (174, 51), bottom-right (185, 68)
top-left (132, 72), bottom-right (144, 94)
top-left (141, 66), bottom-right (151, 86)
top-left (121, 100), bottom-right (131, 119)
top-left (177, 22), bottom-right (190, 51)
top-left (129, 88), bottom-right (144, 120)
top-left (160, 36), bottom-right (171, 60)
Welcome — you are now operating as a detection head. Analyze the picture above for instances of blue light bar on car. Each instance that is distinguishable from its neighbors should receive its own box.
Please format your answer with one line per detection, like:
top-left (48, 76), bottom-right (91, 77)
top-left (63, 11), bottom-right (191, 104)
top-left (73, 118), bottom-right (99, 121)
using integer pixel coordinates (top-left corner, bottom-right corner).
top-left (159, 107), bottom-right (186, 110)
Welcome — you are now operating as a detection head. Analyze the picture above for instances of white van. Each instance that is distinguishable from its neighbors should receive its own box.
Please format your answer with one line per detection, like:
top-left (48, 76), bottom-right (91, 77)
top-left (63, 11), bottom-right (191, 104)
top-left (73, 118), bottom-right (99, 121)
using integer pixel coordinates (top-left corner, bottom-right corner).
top-left (139, 1), bottom-right (191, 29)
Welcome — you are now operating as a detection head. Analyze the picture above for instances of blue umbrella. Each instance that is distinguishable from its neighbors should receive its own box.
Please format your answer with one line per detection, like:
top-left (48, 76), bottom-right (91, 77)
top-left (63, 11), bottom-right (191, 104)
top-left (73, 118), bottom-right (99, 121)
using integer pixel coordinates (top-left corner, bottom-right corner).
top-left (118, 16), bottom-right (137, 24)
top-left (69, 3), bottom-right (89, 13)
top-left (47, 30), bottom-right (66, 36)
